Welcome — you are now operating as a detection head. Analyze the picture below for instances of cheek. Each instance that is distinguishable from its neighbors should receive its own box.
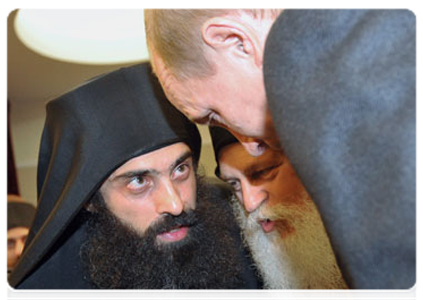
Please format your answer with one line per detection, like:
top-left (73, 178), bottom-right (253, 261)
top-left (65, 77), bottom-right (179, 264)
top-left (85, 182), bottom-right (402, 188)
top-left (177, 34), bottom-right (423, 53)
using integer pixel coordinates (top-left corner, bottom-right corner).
top-left (8, 249), bottom-right (16, 259)
top-left (125, 206), bottom-right (157, 233)
top-left (220, 107), bottom-right (242, 129)
top-left (221, 109), bottom-right (263, 138)
top-left (177, 174), bottom-right (197, 210)
top-left (219, 86), bottom-right (265, 132)
top-left (105, 190), bottom-right (158, 234)
top-left (8, 251), bottom-right (19, 267)
top-left (285, 170), bottom-right (305, 193)
top-left (271, 170), bottom-right (306, 205)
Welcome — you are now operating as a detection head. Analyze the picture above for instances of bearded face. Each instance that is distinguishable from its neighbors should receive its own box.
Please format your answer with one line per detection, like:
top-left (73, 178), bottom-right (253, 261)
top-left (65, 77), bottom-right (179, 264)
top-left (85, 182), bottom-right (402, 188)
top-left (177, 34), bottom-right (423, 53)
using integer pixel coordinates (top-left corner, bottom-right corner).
top-left (217, 142), bottom-right (347, 289)
top-left (80, 178), bottom-right (251, 289)
top-left (231, 190), bottom-right (347, 289)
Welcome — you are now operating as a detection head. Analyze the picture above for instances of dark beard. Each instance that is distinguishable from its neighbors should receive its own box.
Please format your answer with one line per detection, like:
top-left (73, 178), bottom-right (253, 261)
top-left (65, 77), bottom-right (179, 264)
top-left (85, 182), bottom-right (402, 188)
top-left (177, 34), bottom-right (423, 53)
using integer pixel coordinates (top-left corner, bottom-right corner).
top-left (80, 178), bottom-right (247, 289)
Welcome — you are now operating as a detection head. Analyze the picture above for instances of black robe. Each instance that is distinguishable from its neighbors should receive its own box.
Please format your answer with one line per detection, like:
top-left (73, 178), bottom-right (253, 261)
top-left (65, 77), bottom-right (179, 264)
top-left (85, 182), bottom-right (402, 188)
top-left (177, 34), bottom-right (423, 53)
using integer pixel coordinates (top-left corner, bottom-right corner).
top-left (9, 62), bottom-right (261, 289)
top-left (263, 10), bottom-right (415, 289)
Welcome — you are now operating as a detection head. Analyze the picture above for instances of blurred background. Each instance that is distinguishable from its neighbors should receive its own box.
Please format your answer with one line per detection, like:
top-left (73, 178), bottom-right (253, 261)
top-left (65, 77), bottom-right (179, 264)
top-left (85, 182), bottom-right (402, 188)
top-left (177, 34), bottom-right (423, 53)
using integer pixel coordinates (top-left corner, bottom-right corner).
top-left (7, 9), bottom-right (217, 207)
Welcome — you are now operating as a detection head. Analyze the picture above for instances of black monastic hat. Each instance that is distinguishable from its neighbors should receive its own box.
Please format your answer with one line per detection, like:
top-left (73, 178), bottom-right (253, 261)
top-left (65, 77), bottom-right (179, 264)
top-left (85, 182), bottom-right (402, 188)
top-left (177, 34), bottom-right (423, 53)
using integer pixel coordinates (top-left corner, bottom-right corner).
top-left (209, 127), bottom-right (238, 177)
top-left (9, 62), bottom-right (201, 287)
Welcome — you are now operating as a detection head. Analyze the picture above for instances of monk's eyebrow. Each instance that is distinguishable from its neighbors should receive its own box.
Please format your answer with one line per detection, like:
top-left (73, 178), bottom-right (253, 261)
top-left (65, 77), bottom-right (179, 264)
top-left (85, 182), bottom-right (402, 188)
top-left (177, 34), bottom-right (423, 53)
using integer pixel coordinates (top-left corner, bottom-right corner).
top-left (111, 169), bottom-right (158, 182)
top-left (244, 162), bottom-right (267, 177)
top-left (169, 151), bottom-right (193, 172)
top-left (244, 156), bottom-right (284, 177)
top-left (109, 150), bottom-right (193, 182)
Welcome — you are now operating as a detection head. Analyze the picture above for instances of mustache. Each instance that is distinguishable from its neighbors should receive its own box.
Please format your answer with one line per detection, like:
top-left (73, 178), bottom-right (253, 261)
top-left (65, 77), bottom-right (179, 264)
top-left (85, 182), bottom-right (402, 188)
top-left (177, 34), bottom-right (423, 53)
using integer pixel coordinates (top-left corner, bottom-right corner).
top-left (246, 192), bottom-right (312, 223)
top-left (243, 203), bottom-right (298, 231)
top-left (145, 209), bottom-right (199, 238)
top-left (83, 181), bottom-right (249, 289)
top-left (247, 203), bottom-right (275, 222)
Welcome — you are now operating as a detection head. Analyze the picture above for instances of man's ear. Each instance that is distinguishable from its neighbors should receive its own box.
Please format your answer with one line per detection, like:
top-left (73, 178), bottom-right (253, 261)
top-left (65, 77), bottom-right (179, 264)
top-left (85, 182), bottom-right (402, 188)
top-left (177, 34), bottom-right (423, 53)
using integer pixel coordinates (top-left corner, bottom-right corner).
top-left (201, 17), bottom-right (262, 66)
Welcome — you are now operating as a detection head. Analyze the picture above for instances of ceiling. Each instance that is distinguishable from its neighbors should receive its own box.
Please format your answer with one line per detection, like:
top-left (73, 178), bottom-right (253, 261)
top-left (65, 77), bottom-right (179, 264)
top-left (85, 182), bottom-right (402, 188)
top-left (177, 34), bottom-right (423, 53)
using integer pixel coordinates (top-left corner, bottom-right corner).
top-left (7, 9), bottom-right (215, 143)
top-left (6, 9), bottom-right (216, 204)
top-left (7, 8), bottom-right (213, 167)
top-left (7, 9), bottom-right (142, 109)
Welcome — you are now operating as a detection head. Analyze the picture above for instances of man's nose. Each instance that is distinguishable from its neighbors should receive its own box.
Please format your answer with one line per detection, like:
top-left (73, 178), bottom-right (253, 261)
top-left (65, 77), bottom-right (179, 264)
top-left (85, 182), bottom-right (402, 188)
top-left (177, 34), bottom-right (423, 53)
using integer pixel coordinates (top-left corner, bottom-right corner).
top-left (242, 184), bottom-right (268, 213)
top-left (155, 178), bottom-right (184, 216)
top-left (228, 130), bottom-right (267, 157)
top-left (240, 140), bottom-right (267, 157)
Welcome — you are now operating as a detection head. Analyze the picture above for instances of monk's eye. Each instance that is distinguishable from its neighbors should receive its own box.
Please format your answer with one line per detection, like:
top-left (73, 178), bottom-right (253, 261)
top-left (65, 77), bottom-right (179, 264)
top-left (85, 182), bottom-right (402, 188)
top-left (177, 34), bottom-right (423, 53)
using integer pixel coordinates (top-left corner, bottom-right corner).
top-left (250, 163), bottom-right (282, 181)
top-left (8, 239), bottom-right (16, 249)
top-left (172, 160), bottom-right (192, 181)
top-left (227, 180), bottom-right (241, 192)
top-left (126, 175), bottom-right (151, 194)
top-left (172, 163), bottom-right (191, 180)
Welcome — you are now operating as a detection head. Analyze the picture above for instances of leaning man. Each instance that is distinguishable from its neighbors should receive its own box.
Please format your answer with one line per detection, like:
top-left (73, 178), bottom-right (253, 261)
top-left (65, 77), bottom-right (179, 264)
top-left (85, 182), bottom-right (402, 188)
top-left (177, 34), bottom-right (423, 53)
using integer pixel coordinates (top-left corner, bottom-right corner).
top-left (8, 63), bottom-right (260, 289)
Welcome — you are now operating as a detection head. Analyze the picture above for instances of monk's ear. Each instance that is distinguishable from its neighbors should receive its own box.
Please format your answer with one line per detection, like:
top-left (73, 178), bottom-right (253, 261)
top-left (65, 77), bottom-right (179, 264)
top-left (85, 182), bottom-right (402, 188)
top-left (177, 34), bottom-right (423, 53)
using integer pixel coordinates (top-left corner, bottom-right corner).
top-left (201, 17), bottom-right (262, 65)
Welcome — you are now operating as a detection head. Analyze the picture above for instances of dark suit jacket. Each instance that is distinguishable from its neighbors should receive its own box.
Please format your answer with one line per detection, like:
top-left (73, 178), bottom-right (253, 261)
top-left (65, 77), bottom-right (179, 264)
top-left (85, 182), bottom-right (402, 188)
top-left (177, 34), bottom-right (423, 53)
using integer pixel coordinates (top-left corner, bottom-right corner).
top-left (263, 9), bottom-right (415, 289)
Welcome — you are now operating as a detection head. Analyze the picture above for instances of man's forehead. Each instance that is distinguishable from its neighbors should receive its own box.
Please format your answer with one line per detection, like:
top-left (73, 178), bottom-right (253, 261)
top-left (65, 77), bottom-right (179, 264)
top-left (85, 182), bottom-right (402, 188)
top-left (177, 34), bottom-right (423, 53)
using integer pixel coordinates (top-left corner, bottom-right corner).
top-left (219, 143), bottom-right (255, 175)
top-left (220, 144), bottom-right (282, 174)
top-left (150, 52), bottom-right (205, 121)
top-left (8, 227), bottom-right (30, 238)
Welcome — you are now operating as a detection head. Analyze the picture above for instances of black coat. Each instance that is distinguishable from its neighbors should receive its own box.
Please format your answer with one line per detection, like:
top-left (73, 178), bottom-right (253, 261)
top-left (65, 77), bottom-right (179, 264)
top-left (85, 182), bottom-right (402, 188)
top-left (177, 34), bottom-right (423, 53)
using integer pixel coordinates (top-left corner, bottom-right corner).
top-left (263, 10), bottom-right (415, 289)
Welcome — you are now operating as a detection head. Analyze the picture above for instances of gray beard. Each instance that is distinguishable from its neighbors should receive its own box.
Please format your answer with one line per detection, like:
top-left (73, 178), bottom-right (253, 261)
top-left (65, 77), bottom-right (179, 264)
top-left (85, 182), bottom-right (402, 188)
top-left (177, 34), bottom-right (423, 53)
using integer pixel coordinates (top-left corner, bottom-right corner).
top-left (231, 191), bottom-right (348, 289)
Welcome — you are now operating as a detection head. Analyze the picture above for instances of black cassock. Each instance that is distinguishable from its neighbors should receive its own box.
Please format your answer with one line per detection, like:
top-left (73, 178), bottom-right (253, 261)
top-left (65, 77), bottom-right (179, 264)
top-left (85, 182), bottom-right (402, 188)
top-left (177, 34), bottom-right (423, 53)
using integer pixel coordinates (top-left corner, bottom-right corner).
top-left (9, 63), bottom-right (260, 289)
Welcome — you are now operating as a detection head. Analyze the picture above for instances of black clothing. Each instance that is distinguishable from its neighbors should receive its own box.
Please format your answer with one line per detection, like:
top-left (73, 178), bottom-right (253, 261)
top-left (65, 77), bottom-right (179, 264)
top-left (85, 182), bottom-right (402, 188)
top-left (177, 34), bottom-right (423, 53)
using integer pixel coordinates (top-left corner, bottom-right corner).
top-left (209, 126), bottom-right (238, 177)
top-left (263, 10), bottom-right (415, 289)
top-left (10, 63), bottom-right (259, 288)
